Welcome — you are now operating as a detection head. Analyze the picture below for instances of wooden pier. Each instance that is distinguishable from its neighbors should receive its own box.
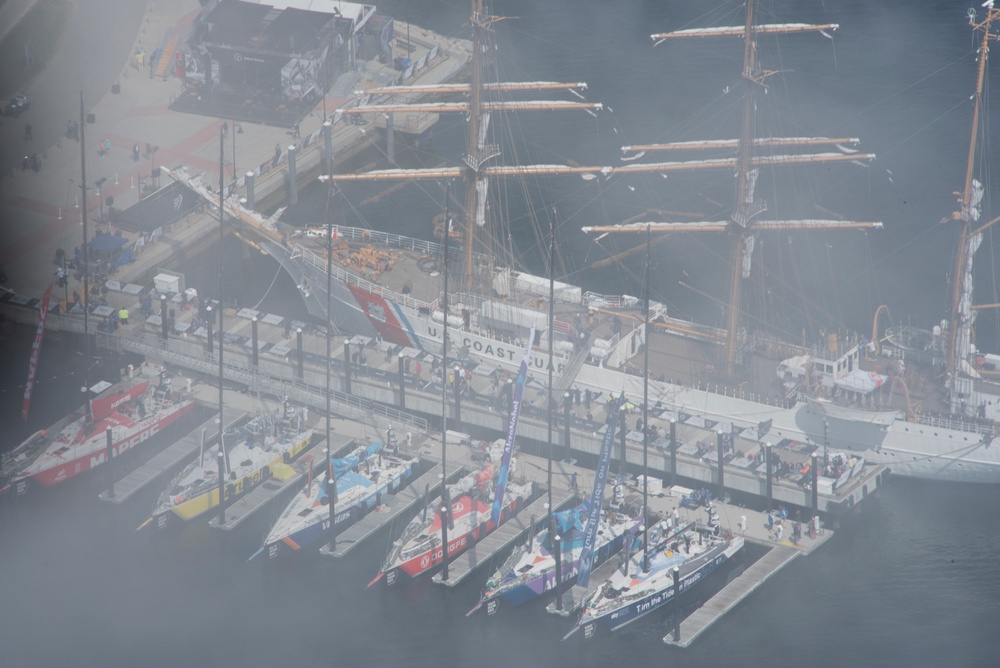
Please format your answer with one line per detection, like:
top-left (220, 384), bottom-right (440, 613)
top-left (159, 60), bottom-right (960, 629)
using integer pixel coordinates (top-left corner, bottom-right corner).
top-left (320, 464), bottom-right (467, 559)
top-left (432, 492), bottom-right (570, 588)
top-left (98, 413), bottom-right (246, 504)
top-left (663, 544), bottom-right (802, 647)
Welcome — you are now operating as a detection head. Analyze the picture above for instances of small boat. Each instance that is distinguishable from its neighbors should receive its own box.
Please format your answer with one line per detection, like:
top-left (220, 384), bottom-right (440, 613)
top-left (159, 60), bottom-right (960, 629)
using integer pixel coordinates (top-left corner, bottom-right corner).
top-left (140, 411), bottom-right (313, 530)
top-left (254, 439), bottom-right (417, 559)
top-left (1, 365), bottom-right (194, 497)
top-left (470, 499), bottom-right (640, 614)
top-left (565, 520), bottom-right (744, 637)
top-left (369, 439), bottom-right (533, 586)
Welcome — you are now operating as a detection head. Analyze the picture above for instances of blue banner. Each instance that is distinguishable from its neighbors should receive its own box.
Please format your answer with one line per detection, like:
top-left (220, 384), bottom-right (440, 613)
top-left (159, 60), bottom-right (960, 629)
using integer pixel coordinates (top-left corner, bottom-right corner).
top-left (576, 392), bottom-right (623, 588)
top-left (490, 326), bottom-right (535, 525)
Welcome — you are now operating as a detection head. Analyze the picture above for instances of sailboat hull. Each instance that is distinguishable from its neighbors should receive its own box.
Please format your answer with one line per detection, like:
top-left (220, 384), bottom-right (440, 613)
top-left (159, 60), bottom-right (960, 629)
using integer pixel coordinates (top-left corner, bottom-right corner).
top-left (10, 400), bottom-right (194, 496)
top-left (582, 536), bottom-right (743, 634)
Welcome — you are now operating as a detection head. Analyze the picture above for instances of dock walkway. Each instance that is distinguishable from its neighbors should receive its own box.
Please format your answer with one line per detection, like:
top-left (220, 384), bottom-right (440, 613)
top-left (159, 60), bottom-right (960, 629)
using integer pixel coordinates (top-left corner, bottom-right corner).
top-left (321, 464), bottom-right (466, 559)
top-left (98, 412), bottom-right (242, 504)
top-left (546, 550), bottom-right (627, 617)
top-left (663, 544), bottom-right (801, 647)
top-left (207, 436), bottom-right (336, 531)
top-left (432, 493), bottom-right (569, 588)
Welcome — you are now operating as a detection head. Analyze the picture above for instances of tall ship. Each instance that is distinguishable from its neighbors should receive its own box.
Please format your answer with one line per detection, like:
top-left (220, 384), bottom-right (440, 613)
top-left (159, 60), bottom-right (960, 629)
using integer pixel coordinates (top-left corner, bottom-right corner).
top-left (167, 2), bottom-right (1000, 482)
top-left (1, 364), bottom-right (194, 497)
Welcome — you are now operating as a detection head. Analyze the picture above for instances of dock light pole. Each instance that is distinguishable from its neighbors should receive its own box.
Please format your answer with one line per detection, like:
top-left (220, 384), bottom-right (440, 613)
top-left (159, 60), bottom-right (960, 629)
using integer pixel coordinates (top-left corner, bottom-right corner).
top-left (553, 534), bottom-right (563, 610)
top-left (672, 566), bottom-right (681, 642)
top-left (296, 327), bottom-right (304, 379)
top-left (439, 504), bottom-right (449, 581)
top-left (563, 391), bottom-right (572, 462)
top-left (205, 305), bottom-right (214, 354)
top-left (160, 293), bottom-right (169, 340)
top-left (105, 426), bottom-right (115, 500)
top-left (669, 419), bottom-right (677, 486)
top-left (716, 430), bottom-right (725, 501)
top-left (765, 442), bottom-right (773, 510)
top-left (217, 450), bottom-right (226, 526)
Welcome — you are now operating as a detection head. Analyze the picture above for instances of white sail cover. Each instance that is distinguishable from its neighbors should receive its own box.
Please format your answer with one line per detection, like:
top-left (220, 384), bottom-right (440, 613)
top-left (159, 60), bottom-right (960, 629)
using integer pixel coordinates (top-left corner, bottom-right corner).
top-left (834, 370), bottom-right (887, 395)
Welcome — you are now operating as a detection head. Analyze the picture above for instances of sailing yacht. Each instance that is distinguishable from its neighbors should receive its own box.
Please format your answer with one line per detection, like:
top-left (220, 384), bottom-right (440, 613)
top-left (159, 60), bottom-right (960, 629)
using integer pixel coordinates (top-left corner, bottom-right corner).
top-left (255, 438), bottom-right (416, 559)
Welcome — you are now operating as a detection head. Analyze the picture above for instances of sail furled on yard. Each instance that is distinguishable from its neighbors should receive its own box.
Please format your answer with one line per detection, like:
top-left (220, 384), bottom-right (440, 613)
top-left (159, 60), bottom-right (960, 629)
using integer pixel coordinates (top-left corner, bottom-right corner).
top-left (577, 392), bottom-right (624, 589)
top-left (491, 325), bottom-right (535, 525)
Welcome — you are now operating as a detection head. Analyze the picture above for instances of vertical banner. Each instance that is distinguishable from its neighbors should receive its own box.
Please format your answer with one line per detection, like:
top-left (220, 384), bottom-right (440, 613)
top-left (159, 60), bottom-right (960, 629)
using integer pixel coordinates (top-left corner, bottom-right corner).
top-left (490, 325), bottom-right (535, 525)
top-left (22, 283), bottom-right (54, 420)
top-left (576, 392), bottom-right (623, 588)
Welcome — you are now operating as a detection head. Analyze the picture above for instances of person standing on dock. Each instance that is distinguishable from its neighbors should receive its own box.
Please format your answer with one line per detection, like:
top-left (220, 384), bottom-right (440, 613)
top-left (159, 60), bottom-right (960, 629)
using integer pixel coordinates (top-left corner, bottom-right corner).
top-left (739, 515), bottom-right (747, 534)
top-left (775, 523), bottom-right (783, 543)
top-left (767, 511), bottom-right (774, 531)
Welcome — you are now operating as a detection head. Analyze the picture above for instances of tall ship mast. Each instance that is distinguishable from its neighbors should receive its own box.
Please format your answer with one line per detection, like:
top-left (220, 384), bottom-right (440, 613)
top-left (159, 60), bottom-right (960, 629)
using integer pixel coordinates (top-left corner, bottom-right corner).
top-left (945, 3), bottom-right (1000, 412)
top-left (583, 1), bottom-right (881, 378)
top-left (165, 1), bottom-right (1000, 483)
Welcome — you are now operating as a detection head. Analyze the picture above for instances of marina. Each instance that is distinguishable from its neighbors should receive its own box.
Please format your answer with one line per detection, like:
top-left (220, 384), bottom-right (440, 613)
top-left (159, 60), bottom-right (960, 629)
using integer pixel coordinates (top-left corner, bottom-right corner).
top-left (3, 0), bottom-right (1000, 664)
top-left (97, 411), bottom-right (234, 504)
top-left (321, 462), bottom-right (466, 559)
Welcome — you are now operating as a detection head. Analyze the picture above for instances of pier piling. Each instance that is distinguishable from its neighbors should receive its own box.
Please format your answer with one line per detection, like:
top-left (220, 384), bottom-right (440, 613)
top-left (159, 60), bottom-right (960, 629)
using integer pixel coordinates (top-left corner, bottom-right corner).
top-left (105, 427), bottom-right (115, 500)
top-left (296, 328), bottom-right (304, 379)
top-left (563, 392), bottom-right (572, 461)
top-left (288, 145), bottom-right (298, 207)
top-left (716, 430), bottom-right (725, 500)
top-left (159, 294), bottom-right (168, 340)
top-left (251, 317), bottom-right (259, 367)
top-left (245, 172), bottom-right (255, 210)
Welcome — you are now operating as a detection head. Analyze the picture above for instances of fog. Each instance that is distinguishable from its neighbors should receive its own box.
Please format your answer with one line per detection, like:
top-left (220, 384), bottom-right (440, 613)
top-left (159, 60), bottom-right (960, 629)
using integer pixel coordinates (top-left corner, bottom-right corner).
top-left (2, 1), bottom-right (1000, 666)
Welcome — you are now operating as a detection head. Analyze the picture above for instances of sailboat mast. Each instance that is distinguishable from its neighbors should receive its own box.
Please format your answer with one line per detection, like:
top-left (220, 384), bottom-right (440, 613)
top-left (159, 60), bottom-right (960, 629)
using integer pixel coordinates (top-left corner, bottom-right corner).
top-left (546, 212), bottom-right (555, 530)
top-left (462, 0), bottom-right (486, 292)
top-left (441, 183), bottom-right (451, 501)
top-left (724, 0), bottom-right (760, 377)
top-left (218, 125), bottom-right (227, 473)
top-left (642, 225), bottom-right (650, 573)
top-left (79, 93), bottom-right (91, 420)
top-left (946, 6), bottom-right (1000, 394)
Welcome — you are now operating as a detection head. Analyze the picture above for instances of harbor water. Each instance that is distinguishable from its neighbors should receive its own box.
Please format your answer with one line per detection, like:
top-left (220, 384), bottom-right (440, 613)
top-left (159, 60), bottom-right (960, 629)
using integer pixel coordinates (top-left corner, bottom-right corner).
top-left (3, 1), bottom-right (1000, 665)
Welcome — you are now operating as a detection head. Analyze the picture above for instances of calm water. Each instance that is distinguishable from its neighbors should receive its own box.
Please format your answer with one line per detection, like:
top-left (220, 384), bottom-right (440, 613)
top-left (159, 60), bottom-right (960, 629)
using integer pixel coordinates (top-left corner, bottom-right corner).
top-left (4, 1), bottom-right (1000, 666)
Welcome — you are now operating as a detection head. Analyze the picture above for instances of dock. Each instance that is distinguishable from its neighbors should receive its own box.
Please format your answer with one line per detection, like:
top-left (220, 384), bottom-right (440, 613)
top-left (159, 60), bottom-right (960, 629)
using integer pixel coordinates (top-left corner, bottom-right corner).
top-left (98, 412), bottom-right (246, 504)
top-left (432, 492), bottom-right (570, 588)
top-left (663, 544), bottom-right (801, 647)
top-left (207, 435), bottom-right (339, 531)
top-left (320, 464), bottom-right (467, 559)
top-left (546, 550), bottom-right (627, 617)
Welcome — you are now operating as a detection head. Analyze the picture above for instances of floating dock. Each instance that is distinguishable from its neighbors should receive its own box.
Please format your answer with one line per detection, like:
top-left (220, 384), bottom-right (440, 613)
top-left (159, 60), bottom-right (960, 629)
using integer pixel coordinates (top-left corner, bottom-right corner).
top-left (321, 464), bottom-right (467, 559)
top-left (546, 548), bottom-right (629, 617)
top-left (207, 435), bottom-right (342, 531)
top-left (663, 544), bottom-right (802, 647)
top-left (98, 413), bottom-right (246, 504)
top-left (433, 492), bottom-right (570, 588)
